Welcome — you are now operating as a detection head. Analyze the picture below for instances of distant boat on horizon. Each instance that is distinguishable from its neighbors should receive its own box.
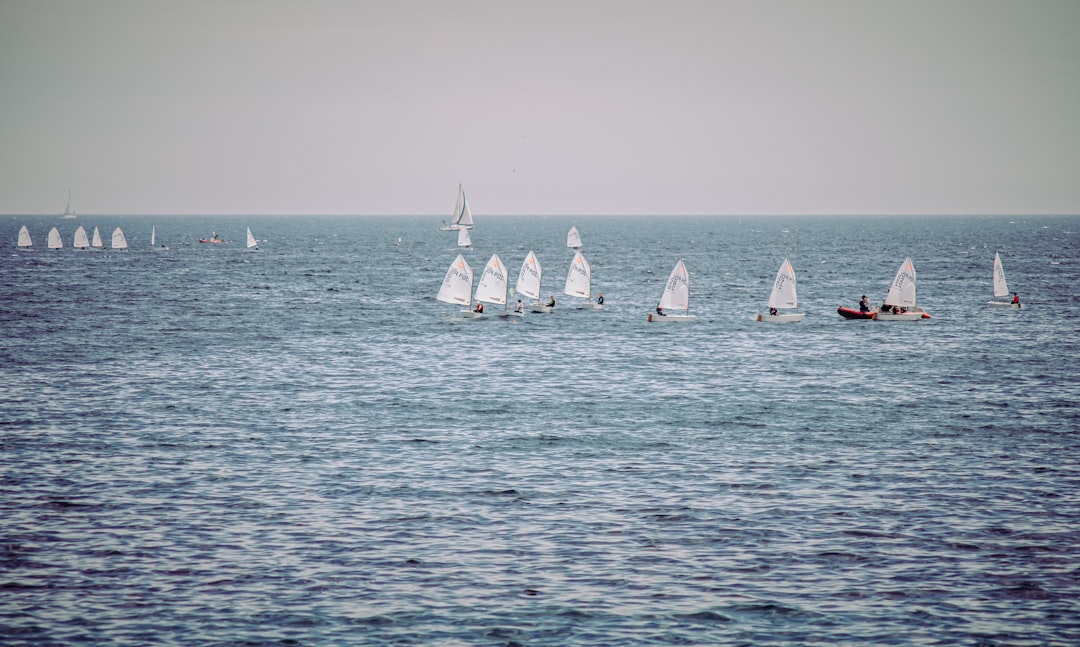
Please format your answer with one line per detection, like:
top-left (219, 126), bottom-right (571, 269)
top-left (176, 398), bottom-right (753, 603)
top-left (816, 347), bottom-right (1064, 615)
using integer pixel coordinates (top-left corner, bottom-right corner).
top-left (61, 190), bottom-right (76, 219)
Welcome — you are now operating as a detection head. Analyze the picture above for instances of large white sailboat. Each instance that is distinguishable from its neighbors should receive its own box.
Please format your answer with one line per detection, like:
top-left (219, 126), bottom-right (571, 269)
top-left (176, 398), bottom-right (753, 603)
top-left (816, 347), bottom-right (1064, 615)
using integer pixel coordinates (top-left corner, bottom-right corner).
top-left (437, 253), bottom-right (474, 316)
top-left (72, 226), bottom-right (90, 250)
top-left (17, 225), bottom-right (33, 251)
top-left (873, 257), bottom-right (930, 320)
top-left (47, 226), bottom-right (63, 250)
top-left (61, 190), bottom-right (76, 219)
top-left (648, 259), bottom-right (694, 322)
top-left (988, 252), bottom-right (1021, 308)
top-left (111, 227), bottom-right (128, 250)
top-left (515, 251), bottom-right (547, 313)
top-left (440, 183), bottom-right (474, 230)
top-left (757, 258), bottom-right (805, 323)
top-left (563, 250), bottom-right (601, 309)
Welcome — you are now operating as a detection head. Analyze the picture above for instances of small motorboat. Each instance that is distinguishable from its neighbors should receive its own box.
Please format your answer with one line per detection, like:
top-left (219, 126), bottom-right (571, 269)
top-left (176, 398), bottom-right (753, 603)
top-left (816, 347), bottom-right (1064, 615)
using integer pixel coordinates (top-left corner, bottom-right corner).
top-left (837, 306), bottom-right (875, 320)
top-left (199, 233), bottom-right (227, 244)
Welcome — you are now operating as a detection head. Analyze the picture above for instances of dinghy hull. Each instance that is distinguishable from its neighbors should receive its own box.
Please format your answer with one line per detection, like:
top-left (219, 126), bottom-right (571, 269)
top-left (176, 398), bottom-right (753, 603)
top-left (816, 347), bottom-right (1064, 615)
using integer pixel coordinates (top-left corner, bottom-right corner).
top-left (757, 313), bottom-right (806, 323)
top-left (647, 313), bottom-right (695, 322)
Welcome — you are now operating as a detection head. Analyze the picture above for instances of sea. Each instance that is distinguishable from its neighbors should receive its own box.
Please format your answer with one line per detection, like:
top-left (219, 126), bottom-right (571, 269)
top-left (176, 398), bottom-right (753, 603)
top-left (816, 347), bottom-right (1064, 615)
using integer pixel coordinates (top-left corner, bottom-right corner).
top-left (2, 214), bottom-right (1078, 646)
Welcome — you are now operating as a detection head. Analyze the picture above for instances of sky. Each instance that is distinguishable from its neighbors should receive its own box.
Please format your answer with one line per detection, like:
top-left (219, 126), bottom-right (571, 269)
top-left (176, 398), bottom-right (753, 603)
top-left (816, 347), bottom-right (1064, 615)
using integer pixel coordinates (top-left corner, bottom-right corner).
top-left (2, 0), bottom-right (1079, 216)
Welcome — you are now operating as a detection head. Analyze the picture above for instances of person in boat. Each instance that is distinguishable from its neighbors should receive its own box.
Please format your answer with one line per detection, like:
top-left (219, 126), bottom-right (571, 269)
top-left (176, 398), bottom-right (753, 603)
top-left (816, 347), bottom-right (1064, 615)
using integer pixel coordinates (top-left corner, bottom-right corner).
top-left (859, 295), bottom-right (870, 312)
top-left (1012, 293), bottom-right (1020, 305)
top-left (547, 295), bottom-right (556, 308)
top-left (474, 302), bottom-right (484, 313)
top-left (769, 307), bottom-right (778, 316)
top-left (597, 293), bottom-right (604, 305)
top-left (514, 299), bottom-right (524, 313)
top-left (656, 305), bottom-right (665, 316)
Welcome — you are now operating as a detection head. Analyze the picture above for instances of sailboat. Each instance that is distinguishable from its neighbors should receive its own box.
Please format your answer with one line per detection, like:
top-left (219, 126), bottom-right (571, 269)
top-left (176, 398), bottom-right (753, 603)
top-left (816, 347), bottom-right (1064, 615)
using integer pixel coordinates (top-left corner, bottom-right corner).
top-left (564, 250), bottom-right (601, 309)
top-left (47, 226), bottom-right (63, 250)
top-left (437, 253), bottom-right (474, 316)
top-left (515, 251), bottom-right (546, 313)
top-left (246, 227), bottom-right (259, 251)
top-left (91, 227), bottom-right (104, 250)
top-left (456, 226), bottom-right (472, 249)
top-left (72, 226), bottom-right (90, 250)
top-left (440, 183), bottom-right (474, 230)
top-left (151, 225), bottom-right (170, 251)
top-left (757, 258), bottom-right (806, 323)
top-left (111, 227), bottom-right (128, 250)
top-left (567, 226), bottom-right (582, 249)
top-left (988, 252), bottom-right (1021, 308)
top-left (61, 190), bottom-right (76, 219)
top-left (648, 259), bottom-right (694, 322)
top-left (470, 253), bottom-right (511, 318)
top-left (17, 225), bottom-right (33, 251)
top-left (873, 257), bottom-right (930, 320)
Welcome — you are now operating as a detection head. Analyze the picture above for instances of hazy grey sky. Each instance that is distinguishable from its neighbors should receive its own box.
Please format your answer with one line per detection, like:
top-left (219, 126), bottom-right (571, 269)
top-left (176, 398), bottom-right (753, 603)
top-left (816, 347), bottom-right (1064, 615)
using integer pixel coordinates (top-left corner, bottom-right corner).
top-left (2, 0), bottom-right (1078, 216)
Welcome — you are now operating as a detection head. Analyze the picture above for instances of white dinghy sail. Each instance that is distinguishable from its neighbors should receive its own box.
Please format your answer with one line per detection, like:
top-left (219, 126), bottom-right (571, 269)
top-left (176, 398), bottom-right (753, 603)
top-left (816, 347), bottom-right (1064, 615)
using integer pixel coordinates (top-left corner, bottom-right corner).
top-left (17, 225), bottom-right (32, 250)
top-left (246, 227), bottom-right (259, 250)
top-left (758, 258), bottom-right (805, 323)
top-left (456, 226), bottom-right (472, 249)
top-left (873, 257), bottom-right (929, 320)
top-left (47, 227), bottom-right (63, 250)
top-left (648, 259), bottom-right (694, 322)
top-left (473, 253), bottom-right (512, 318)
top-left (111, 227), bottom-right (128, 250)
top-left (563, 250), bottom-right (601, 309)
top-left (73, 226), bottom-right (90, 250)
top-left (91, 227), bottom-right (104, 250)
top-left (437, 253), bottom-right (475, 316)
top-left (567, 226), bottom-right (582, 249)
top-left (988, 253), bottom-right (1020, 308)
top-left (515, 251), bottom-right (546, 313)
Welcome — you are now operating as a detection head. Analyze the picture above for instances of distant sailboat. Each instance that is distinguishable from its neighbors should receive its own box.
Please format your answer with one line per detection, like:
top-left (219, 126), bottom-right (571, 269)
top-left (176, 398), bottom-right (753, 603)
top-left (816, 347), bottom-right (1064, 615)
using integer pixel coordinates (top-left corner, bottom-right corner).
top-left (988, 252), bottom-right (1021, 308)
top-left (757, 258), bottom-right (806, 322)
top-left (437, 253), bottom-right (474, 316)
top-left (151, 225), bottom-right (169, 251)
top-left (440, 183), bottom-right (474, 230)
top-left (567, 226), bottom-right (582, 249)
top-left (873, 257), bottom-right (930, 320)
top-left (111, 227), bottom-right (128, 250)
top-left (72, 226), bottom-right (90, 250)
top-left (246, 227), bottom-right (259, 251)
top-left (456, 226), bottom-right (472, 249)
top-left (564, 250), bottom-right (601, 309)
top-left (648, 259), bottom-right (695, 322)
top-left (515, 251), bottom-right (547, 313)
top-left (91, 227), bottom-right (104, 250)
top-left (17, 225), bottom-right (33, 251)
top-left (61, 190), bottom-right (76, 219)
top-left (47, 226), bottom-right (63, 250)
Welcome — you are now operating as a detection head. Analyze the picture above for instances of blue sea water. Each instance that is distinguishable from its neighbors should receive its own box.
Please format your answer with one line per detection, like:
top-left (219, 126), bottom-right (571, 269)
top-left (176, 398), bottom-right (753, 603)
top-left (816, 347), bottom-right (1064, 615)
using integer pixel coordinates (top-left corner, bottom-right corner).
top-left (1, 214), bottom-right (1078, 646)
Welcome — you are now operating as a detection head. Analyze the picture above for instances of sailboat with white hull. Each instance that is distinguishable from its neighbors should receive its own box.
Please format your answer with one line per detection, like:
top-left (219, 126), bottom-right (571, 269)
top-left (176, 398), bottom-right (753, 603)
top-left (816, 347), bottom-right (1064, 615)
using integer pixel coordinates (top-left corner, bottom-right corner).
top-left (515, 251), bottom-right (546, 313)
top-left (757, 258), bottom-right (805, 322)
top-left (873, 257), bottom-right (930, 320)
top-left (17, 225), bottom-right (33, 251)
top-left (567, 226), bottom-right (582, 249)
top-left (91, 227), bottom-right (104, 250)
top-left (988, 253), bottom-right (1021, 308)
top-left (469, 253), bottom-right (511, 319)
top-left (246, 227), bottom-right (259, 251)
top-left (563, 250), bottom-right (601, 309)
top-left (456, 226), bottom-right (472, 249)
top-left (72, 226), bottom-right (90, 250)
top-left (648, 259), bottom-right (695, 322)
top-left (111, 227), bottom-right (128, 251)
top-left (440, 183), bottom-right (474, 230)
top-left (437, 253), bottom-right (475, 317)
top-left (47, 227), bottom-right (63, 250)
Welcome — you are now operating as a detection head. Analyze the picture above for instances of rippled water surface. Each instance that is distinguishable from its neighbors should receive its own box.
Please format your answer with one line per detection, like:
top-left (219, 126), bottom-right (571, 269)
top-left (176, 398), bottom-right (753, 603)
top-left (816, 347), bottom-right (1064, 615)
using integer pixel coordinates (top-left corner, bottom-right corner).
top-left (2, 214), bottom-right (1079, 645)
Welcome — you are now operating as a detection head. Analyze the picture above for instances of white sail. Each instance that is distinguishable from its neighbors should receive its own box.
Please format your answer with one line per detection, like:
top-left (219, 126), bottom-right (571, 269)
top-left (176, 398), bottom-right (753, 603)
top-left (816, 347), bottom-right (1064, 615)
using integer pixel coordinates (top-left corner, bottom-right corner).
top-left (474, 253), bottom-right (507, 305)
top-left (437, 253), bottom-right (474, 306)
top-left (47, 227), bottom-right (63, 249)
top-left (91, 227), bottom-right (104, 249)
top-left (247, 227), bottom-right (258, 249)
top-left (658, 259), bottom-right (691, 312)
top-left (993, 252), bottom-right (1009, 298)
top-left (515, 251), bottom-right (542, 301)
top-left (567, 226), bottom-right (582, 249)
top-left (62, 190), bottom-right (76, 218)
top-left (17, 225), bottom-right (32, 249)
top-left (111, 227), bottom-right (128, 250)
top-left (767, 258), bottom-right (798, 309)
top-left (884, 257), bottom-right (917, 307)
top-left (73, 226), bottom-right (90, 249)
top-left (151, 226), bottom-right (156, 247)
top-left (563, 250), bottom-right (591, 299)
top-left (457, 226), bottom-right (471, 248)
top-left (455, 184), bottom-right (474, 228)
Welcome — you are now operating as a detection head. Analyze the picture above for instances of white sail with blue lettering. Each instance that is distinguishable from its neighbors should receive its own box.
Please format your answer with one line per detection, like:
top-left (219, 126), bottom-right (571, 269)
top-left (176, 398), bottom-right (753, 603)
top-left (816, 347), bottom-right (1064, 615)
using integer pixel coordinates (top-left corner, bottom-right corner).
top-left (649, 259), bottom-right (694, 322)
top-left (758, 258), bottom-right (805, 322)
